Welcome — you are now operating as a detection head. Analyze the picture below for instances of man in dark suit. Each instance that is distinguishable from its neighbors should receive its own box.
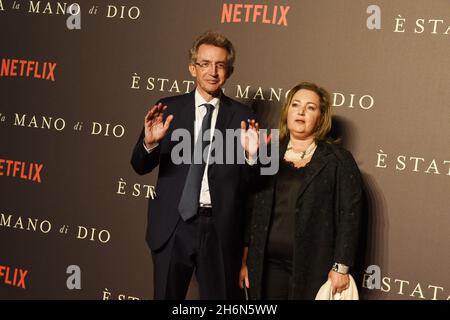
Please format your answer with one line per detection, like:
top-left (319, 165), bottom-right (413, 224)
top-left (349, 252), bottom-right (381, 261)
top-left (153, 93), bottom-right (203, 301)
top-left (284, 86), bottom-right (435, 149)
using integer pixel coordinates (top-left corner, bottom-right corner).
top-left (131, 31), bottom-right (261, 299)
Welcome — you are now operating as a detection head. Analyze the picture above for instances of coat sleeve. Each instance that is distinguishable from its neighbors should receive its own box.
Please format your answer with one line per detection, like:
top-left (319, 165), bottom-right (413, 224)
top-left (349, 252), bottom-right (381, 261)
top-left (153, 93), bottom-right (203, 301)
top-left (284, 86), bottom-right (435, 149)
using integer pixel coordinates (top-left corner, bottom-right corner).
top-left (333, 149), bottom-right (363, 267)
top-left (130, 128), bottom-right (161, 175)
top-left (243, 185), bottom-right (258, 246)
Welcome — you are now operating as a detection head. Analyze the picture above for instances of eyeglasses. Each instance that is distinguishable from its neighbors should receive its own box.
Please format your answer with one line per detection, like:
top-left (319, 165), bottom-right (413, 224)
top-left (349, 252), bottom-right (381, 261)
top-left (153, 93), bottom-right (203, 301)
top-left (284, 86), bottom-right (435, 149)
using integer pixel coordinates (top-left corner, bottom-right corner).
top-left (194, 61), bottom-right (227, 71)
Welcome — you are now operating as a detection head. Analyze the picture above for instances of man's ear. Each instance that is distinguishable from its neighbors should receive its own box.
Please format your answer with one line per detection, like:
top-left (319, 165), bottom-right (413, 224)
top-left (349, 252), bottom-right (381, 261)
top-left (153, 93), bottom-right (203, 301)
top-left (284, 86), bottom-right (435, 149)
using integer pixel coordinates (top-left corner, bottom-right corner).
top-left (189, 64), bottom-right (197, 77)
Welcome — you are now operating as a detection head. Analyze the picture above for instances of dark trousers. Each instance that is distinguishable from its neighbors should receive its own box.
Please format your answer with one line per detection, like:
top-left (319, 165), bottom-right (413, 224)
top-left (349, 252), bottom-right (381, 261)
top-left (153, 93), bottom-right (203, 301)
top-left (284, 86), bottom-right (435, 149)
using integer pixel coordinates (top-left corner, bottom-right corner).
top-left (262, 258), bottom-right (292, 300)
top-left (151, 209), bottom-right (242, 300)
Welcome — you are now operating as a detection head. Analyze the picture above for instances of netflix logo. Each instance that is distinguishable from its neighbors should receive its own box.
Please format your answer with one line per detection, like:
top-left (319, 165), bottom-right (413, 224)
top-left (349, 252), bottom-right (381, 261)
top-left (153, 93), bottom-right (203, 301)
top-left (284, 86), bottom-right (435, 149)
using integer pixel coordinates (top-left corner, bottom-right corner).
top-left (0, 265), bottom-right (29, 289)
top-left (0, 58), bottom-right (57, 82)
top-left (221, 3), bottom-right (290, 26)
top-left (0, 159), bottom-right (44, 183)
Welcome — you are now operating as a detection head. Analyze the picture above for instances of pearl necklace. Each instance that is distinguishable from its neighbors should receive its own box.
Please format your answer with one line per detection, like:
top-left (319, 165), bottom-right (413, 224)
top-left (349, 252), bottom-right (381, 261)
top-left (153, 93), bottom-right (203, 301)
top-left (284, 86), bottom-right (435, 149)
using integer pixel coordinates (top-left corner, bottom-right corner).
top-left (285, 140), bottom-right (317, 161)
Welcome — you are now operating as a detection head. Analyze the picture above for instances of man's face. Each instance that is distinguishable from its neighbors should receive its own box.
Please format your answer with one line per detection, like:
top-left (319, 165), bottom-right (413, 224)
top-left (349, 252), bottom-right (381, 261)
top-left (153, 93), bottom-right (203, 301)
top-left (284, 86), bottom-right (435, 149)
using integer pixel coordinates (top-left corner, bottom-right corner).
top-left (189, 44), bottom-right (230, 100)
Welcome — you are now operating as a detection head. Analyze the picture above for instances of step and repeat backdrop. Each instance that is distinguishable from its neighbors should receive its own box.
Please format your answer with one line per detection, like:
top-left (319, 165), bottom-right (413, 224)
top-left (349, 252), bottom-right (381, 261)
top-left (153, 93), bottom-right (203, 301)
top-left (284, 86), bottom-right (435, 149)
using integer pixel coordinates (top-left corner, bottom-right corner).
top-left (1, 0), bottom-right (449, 300)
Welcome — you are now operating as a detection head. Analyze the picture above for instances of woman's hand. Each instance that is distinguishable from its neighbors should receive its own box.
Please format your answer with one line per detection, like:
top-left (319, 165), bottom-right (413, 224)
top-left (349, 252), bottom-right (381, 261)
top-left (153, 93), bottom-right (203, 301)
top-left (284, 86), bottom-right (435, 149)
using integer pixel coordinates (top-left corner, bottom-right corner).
top-left (239, 247), bottom-right (250, 289)
top-left (328, 270), bottom-right (349, 294)
top-left (239, 264), bottom-right (250, 289)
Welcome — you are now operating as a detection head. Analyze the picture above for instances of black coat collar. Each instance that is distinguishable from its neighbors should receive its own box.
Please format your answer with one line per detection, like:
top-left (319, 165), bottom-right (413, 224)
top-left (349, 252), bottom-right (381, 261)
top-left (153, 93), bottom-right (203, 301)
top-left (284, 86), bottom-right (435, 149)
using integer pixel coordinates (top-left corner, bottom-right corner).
top-left (279, 140), bottom-right (333, 203)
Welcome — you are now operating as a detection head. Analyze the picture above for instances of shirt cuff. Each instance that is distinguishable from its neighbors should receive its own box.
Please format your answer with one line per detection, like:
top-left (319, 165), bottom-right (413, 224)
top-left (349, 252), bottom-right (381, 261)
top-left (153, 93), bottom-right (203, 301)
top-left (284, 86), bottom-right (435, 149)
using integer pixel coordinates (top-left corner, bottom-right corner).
top-left (143, 141), bottom-right (159, 153)
top-left (244, 151), bottom-right (257, 166)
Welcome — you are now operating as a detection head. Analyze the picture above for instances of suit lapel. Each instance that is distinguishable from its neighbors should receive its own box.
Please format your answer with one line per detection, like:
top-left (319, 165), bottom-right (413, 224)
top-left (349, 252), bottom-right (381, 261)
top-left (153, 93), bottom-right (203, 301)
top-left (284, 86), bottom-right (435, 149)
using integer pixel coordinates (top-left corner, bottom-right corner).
top-left (295, 142), bottom-right (333, 234)
top-left (178, 91), bottom-right (235, 152)
top-left (273, 141), bottom-right (333, 203)
top-left (174, 91), bottom-right (196, 151)
top-left (208, 94), bottom-right (235, 172)
top-left (277, 141), bottom-right (333, 232)
top-left (214, 94), bottom-right (235, 134)
top-left (295, 142), bottom-right (332, 200)
top-left (207, 94), bottom-right (236, 203)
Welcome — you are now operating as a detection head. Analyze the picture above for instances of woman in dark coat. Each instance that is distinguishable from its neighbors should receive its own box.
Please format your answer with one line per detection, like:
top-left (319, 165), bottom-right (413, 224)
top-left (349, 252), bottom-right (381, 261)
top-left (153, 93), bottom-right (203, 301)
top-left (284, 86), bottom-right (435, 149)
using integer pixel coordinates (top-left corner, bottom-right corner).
top-left (240, 81), bottom-right (363, 299)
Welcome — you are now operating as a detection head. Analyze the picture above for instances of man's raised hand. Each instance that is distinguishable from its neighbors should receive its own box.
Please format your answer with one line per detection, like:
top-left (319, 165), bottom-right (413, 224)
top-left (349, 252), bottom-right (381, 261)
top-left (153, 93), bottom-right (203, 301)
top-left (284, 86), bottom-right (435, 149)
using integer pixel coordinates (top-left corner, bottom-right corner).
top-left (143, 103), bottom-right (173, 148)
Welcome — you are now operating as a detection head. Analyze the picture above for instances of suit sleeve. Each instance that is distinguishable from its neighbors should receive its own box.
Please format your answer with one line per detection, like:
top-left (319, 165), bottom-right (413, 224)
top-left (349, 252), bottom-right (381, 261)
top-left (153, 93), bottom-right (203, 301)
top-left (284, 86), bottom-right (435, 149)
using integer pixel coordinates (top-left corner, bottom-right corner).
top-left (333, 150), bottom-right (363, 267)
top-left (243, 187), bottom-right (256, 246)
top-left (130, 128), bottom-right (161, 175)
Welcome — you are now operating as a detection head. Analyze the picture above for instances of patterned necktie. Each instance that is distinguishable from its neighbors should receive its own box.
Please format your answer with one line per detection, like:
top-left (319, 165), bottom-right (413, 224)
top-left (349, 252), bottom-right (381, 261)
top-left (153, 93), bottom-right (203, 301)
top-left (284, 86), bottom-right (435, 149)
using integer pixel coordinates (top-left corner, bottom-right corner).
top-left (178, 104), bottom-right (214, 221)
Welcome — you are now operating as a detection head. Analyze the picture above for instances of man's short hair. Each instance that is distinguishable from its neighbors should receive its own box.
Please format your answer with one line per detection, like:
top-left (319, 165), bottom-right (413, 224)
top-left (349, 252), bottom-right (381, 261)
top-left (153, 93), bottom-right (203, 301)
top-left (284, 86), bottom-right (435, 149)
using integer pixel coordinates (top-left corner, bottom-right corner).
top-left (189, 31), bottom-right (236, 75)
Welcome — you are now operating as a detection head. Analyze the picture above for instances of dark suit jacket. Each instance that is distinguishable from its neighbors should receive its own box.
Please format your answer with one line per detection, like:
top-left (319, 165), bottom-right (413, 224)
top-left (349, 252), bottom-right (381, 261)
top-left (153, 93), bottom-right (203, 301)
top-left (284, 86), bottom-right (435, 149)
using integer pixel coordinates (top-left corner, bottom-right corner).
top-left (131, 90), bottom-right (255, 255)
top-left (245, 141), bottom-right (363, 299)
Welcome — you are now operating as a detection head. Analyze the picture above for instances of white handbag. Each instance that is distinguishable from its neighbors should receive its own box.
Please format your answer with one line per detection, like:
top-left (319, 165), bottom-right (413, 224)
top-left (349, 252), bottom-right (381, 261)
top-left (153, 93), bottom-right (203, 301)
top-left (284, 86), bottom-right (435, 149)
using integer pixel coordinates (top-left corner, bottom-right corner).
top-left (315, 274), bottom-right (359, 300)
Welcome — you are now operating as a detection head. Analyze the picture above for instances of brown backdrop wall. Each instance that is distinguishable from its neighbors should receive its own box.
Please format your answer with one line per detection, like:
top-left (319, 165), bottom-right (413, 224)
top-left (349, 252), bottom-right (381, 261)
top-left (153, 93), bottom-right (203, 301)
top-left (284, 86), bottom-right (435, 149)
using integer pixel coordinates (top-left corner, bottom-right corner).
top-left (0, 0), bottom-right (449, 300)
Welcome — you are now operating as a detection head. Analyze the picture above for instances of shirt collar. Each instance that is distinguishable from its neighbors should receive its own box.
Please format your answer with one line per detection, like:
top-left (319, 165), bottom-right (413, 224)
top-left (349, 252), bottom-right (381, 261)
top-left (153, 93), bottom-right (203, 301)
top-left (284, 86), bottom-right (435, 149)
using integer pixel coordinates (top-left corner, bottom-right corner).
top-left (195, 89), bottom-right (220, 109)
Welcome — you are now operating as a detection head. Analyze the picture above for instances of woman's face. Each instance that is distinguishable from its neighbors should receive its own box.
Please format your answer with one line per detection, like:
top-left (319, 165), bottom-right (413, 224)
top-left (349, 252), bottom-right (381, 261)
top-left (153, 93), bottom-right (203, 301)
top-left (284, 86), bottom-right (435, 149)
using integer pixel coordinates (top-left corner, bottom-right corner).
top-left (287, 89), bottom-right (322, 140)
